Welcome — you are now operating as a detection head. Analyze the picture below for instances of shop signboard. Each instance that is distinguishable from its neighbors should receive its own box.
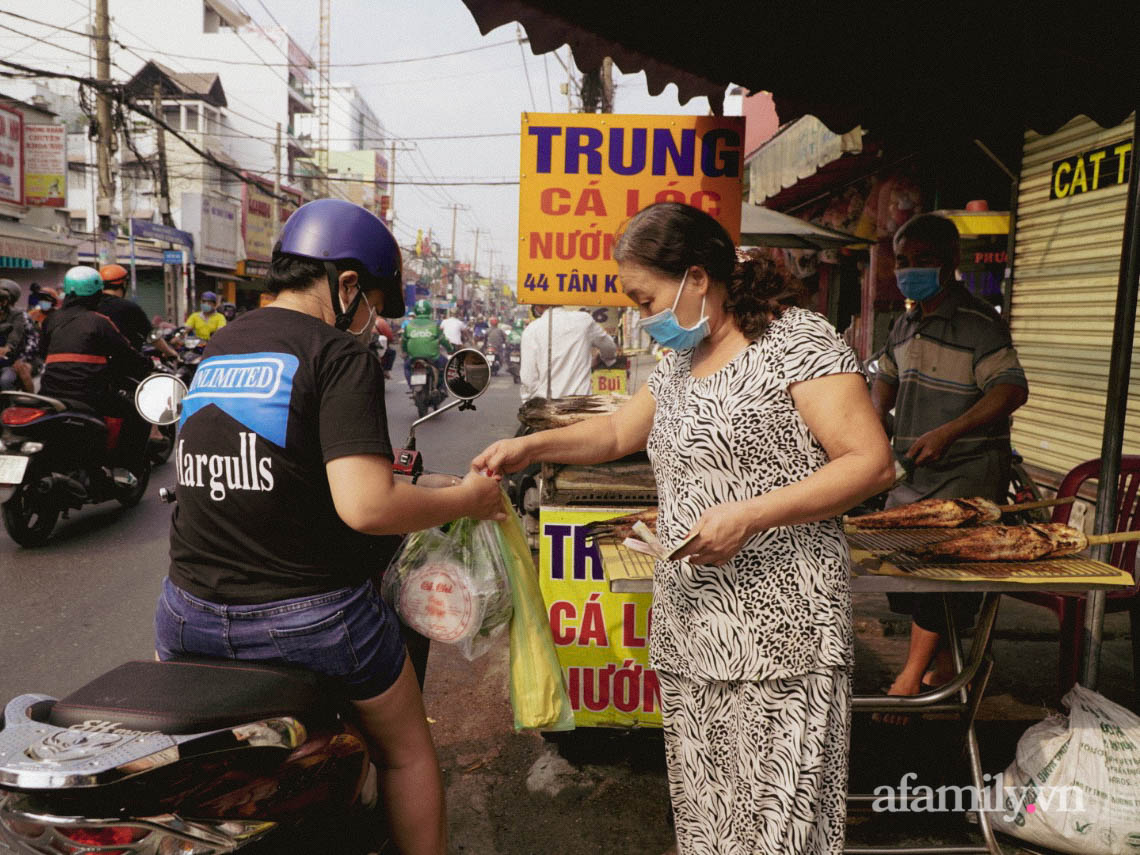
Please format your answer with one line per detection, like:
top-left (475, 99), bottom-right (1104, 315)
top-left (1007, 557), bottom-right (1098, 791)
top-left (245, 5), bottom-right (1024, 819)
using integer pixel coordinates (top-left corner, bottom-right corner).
top-left (0, 105), bottom-right (23, 205)
top-left (591, 369), bottom-right (627, 396)
top-left (163, 249), bottom-right (184, 265)
top-left (518, 112), bottom-right (744, 307)
top-left (131, 218), bottom-right (194, 250)
top-left (538, 506), bottom-right (661, 728)
top-left (181, 192), bottom-right (239, 270)
top-left (23, 124), bottom-right (66, 207)
top-left (241, 182), bottom-right (277, 263)
top-left (1050, 138), bottom-right (1133, 200)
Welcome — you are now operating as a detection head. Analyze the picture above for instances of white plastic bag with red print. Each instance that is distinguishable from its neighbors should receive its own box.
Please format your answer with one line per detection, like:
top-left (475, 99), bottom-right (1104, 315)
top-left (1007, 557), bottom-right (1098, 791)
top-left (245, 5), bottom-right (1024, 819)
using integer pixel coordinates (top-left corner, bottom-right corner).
top-left (382, 517), bottom-right (512, 661)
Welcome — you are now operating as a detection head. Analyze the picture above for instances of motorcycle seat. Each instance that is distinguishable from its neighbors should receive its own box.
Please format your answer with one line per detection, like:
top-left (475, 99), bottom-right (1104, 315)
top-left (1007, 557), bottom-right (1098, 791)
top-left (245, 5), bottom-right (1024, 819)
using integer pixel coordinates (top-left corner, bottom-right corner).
top-left (46, 658), bottom-right (337, 736)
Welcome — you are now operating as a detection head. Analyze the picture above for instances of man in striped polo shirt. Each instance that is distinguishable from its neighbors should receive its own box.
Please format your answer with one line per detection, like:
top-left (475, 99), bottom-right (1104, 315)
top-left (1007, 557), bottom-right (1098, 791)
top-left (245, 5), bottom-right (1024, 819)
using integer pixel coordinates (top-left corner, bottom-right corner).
top-left (871, 213), bottom-right (1028, 721)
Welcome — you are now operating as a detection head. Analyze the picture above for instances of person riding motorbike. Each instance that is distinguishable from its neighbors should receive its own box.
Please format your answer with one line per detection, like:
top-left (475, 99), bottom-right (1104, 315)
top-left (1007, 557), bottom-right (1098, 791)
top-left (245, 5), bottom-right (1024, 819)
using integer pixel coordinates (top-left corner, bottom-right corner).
top-left (38, 266), bottom-right (153, 474)
top-left (155, 198), bottom-right (504, 855)
top-left (27, 286), bottom-right (58, 329)
top-left (0, 280), bottom-right (31, 391)
top-left (184, 290), bottom-right (227, 341)
top-left (220, 301), bottom-right (238, 322)
top-left (484, 316), bottom-right (507, 353)
top-left (98, 263), bottom-right (180, 361)
top-left (402, 298), bottom-right (452, 390)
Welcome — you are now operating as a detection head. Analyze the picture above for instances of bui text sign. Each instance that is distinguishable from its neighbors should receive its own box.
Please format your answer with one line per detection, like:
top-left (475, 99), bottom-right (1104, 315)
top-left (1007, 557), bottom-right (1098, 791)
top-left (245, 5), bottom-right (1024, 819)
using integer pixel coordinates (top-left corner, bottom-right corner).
top-left (518, 113), bottom-right (744, 307)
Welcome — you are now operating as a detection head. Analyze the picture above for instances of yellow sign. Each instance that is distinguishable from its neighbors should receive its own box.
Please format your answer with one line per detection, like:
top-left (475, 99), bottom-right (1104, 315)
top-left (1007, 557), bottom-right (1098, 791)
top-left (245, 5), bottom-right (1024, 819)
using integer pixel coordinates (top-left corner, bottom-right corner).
top-left (518, 112), bottom-right (744, 308)
top-left (591, 368), bottom-right (627, 396)
top-left (538, 506), bottom-right (660, 728)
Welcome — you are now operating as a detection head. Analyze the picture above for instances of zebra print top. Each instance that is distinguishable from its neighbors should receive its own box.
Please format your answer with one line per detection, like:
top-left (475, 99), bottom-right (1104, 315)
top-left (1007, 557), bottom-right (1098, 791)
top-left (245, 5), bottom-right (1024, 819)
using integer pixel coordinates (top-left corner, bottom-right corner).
top-left (646, 307), bottom-right (863, 682)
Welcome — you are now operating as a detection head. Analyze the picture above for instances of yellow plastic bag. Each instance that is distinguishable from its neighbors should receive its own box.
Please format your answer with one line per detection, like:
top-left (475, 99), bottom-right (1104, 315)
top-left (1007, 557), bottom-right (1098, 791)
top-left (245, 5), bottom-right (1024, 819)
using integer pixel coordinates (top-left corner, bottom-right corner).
top-left (497, 493), bottom-right (575, 731)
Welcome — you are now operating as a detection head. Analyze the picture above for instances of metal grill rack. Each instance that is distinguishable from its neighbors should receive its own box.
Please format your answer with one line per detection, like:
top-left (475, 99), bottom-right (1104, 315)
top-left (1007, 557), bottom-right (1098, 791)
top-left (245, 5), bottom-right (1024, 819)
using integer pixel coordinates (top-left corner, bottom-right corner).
top-left (845, 527), bottom-right (964, 555)
top-left (541, 462), bottom-right (658, 506)
top-left (888, 556), bottom-right (1115, 581)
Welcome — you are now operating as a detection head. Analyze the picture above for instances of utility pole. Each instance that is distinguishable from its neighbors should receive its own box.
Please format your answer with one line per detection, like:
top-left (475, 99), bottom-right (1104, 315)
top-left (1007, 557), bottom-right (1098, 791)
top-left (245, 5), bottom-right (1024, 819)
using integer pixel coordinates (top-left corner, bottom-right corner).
top-left (273, 122), bottom-right (282, 227)
top-left (152, 84), bottom-right (174, 227)
top-left (317, 0), bottom-right (331, 197)
top-left (389, 141), bottom-right (396, 229)
top-left (94, 0), bottom-right (116, 257)
top-left (470, 227), bottom-right (483, 276)
top-left (443, 203), bottom-right (468, 262)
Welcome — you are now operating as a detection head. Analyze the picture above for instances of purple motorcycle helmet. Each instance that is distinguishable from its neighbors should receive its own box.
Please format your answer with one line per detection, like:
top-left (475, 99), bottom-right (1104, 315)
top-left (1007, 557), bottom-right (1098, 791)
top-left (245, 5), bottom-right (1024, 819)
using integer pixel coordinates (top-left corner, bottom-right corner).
top-left (276, 198), bottom-right (404, 326)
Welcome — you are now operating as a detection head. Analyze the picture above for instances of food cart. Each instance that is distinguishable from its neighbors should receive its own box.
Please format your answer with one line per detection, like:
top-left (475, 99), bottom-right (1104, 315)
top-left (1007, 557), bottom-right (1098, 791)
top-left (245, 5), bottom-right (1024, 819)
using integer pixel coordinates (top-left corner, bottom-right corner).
top-left (534, 454), bottom-right (661, 727)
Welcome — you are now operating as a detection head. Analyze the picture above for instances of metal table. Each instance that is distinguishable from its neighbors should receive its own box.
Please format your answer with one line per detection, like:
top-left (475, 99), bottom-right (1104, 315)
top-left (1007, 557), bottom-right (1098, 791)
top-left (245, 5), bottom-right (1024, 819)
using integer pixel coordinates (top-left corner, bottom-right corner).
top-left (601, 542), bottom-right (1133, 855)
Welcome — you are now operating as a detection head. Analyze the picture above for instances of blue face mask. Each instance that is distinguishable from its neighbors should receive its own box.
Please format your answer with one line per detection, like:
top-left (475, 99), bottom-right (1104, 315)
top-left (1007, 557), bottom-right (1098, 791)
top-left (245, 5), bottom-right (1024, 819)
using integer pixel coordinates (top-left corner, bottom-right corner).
top-left (200, 303), bottom-right (215, 315)
top-left (38, 301), bottom-right (53, 311)
top-left (895, 267), bottom-right (943, 302)
top-left (636, 270), bottom-right (709, 350)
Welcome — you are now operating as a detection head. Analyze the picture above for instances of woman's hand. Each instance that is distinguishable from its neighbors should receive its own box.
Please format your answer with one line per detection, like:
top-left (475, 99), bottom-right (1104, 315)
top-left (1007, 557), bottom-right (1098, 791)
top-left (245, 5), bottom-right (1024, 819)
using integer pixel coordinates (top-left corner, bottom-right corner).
top-left (671, 500), bottom-right (760, 566)
top-left (472, 437), bottom-right (532, 477)
top-left (458, 465), bottom-right (507, 521)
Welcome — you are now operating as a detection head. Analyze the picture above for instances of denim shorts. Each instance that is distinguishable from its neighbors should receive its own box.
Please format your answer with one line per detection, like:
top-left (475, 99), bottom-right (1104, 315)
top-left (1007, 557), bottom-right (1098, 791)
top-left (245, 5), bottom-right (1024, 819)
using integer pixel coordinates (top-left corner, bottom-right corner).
top-left (155, 577), bottom-right (407, 700)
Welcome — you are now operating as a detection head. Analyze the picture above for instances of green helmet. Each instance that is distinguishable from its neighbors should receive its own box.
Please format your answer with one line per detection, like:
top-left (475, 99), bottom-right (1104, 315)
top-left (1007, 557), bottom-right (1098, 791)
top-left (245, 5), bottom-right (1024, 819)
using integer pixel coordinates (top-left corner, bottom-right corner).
top-left (514, 319), bottom-right (526, 330)
top-left (414, 299), bottom-right (433, 318)
top-left (63, 265), bottom-right (104, 297)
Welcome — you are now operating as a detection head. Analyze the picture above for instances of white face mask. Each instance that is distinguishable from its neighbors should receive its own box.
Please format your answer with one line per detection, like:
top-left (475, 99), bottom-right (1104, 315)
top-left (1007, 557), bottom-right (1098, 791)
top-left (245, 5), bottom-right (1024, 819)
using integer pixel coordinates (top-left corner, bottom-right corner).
top-left (341, 287), bottom-right (375, 344)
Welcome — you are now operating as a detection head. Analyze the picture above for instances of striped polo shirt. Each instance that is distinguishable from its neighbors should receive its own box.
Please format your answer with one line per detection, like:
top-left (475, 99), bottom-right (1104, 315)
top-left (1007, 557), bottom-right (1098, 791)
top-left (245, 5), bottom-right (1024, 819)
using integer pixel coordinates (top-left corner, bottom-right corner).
top-left (878, 283), bottom-right (1028, 502)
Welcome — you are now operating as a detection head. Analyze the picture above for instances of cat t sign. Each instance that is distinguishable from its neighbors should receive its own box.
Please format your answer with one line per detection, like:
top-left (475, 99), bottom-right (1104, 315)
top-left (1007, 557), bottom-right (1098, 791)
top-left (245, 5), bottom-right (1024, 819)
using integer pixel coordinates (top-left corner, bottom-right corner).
top-left (517, 113), bottom-right (744, 307)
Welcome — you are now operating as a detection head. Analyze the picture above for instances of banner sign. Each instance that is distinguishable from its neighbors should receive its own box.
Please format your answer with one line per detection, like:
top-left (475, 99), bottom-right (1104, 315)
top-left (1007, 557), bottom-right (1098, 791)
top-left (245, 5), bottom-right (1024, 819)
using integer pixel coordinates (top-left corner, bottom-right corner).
top-left (131, 218), bottom-right (194, 249)
top-left (23, 125), bottom-right (66, 207)
top-left (538, 506), bottom-right (661, 728)
top-left (518, 112), bottom-right (744, 307)
top-left (181, 192), bottom-right (239, 269)
top-left (1050, 138), bottom-right (1133, 200)
top-left (0, 106), bottom-right (23, 205)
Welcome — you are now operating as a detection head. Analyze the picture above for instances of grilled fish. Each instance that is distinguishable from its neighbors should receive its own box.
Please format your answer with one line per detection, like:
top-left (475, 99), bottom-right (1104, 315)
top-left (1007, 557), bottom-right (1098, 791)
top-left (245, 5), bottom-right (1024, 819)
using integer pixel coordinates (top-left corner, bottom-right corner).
top-left (909, 523), bottom-right (1088, 562)
top-left (850, 497), bottom-right (1003, 529)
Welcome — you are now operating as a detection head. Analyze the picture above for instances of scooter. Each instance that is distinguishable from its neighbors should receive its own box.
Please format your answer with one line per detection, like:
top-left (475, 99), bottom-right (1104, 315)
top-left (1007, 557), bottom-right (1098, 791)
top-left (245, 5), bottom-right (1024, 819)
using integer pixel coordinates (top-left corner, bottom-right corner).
top-left (483, 343), bottom-right (501, 376)
top-left (0, 388), bottom-right (150, 547)
top-left (0, 349), bottom-right (492, 855)
top-left (407, 356), bottom-right (446, 418)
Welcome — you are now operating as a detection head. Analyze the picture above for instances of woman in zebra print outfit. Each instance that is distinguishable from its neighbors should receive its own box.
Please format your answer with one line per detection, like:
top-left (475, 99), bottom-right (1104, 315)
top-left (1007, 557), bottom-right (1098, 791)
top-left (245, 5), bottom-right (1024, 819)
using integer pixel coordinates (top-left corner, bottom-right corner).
top-left (475, 203), bottom-right (895, 854)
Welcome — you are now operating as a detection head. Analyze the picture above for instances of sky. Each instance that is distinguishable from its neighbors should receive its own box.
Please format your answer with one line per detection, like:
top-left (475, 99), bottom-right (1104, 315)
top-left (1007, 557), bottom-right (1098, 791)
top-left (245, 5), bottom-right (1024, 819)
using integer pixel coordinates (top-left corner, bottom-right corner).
top-left (261, 0), bottom-right (713, 283)
top-left (0, 0), bottom-right (715, 284)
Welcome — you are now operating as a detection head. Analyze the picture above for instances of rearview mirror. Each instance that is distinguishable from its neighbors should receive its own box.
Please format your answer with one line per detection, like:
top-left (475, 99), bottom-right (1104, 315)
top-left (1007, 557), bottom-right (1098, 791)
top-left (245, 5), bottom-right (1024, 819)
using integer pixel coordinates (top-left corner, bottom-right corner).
top-left (134, 374), bottom-right (188, 425)
top-left (443, 348), bottom-right (491, 400)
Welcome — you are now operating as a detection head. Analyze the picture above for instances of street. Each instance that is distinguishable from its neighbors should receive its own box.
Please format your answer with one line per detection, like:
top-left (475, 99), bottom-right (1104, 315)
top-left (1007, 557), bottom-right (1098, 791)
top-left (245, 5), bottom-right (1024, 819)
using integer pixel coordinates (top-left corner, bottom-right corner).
top-left (3, 364), bottom-right (1138, 855)
top-left (0, 366), bottom-right (678, 855)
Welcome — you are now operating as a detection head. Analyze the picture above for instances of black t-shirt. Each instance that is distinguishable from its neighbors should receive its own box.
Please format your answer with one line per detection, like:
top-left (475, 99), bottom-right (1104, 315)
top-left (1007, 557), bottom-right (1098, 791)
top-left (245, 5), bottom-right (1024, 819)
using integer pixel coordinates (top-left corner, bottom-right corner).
top-left (169, 307), bottom-right (400, 604)
top-left (97, 293), bottom-right (152, 351)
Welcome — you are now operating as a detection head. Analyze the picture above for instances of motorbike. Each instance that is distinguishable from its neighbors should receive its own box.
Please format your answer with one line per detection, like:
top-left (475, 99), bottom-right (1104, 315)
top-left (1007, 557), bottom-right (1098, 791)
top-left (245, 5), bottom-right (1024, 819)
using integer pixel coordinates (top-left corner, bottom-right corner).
top-left (483, 343), bottom-right (501, 376)
top-left (407, 356), bottom-right (446, 418)
top-left (0, 387), bottom-right (151, 547)
top-left (0, 349), bottom-right (493, 855)
top-left (139, 339), bottom-right (180, 466)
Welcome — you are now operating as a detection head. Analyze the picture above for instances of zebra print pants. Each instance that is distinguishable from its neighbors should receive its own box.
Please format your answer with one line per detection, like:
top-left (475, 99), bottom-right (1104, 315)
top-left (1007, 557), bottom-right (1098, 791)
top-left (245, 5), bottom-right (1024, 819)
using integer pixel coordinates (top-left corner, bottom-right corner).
top-left (659, 667), bottom-right (851, 855)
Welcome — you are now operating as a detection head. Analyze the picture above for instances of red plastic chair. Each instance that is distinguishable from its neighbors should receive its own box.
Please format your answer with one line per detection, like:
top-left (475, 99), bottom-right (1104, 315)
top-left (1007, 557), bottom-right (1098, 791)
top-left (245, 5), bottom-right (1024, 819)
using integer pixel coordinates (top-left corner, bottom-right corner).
top-left (1007, 456), bottom-right (1140, 698)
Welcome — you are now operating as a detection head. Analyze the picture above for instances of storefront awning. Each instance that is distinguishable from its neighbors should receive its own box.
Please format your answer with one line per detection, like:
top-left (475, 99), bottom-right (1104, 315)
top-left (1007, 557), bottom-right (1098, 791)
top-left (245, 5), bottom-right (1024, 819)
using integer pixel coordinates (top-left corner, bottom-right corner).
top-left (747, 116), bottom-right (864, 206)
top-left (740, 204), bottom-right (867, 251)
top-left (0, 219), bottom-right (79, 265)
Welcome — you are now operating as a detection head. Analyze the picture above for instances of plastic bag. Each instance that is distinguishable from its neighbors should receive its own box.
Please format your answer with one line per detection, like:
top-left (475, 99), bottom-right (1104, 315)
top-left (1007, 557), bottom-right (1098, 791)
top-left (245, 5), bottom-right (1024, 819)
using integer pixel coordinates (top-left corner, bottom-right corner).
top-left (985, 684), bottom-right (1140, 854)
top-left (497, 493), bottom-right (575, 732)
top-left (383, 516), bottom-right (512, 661)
